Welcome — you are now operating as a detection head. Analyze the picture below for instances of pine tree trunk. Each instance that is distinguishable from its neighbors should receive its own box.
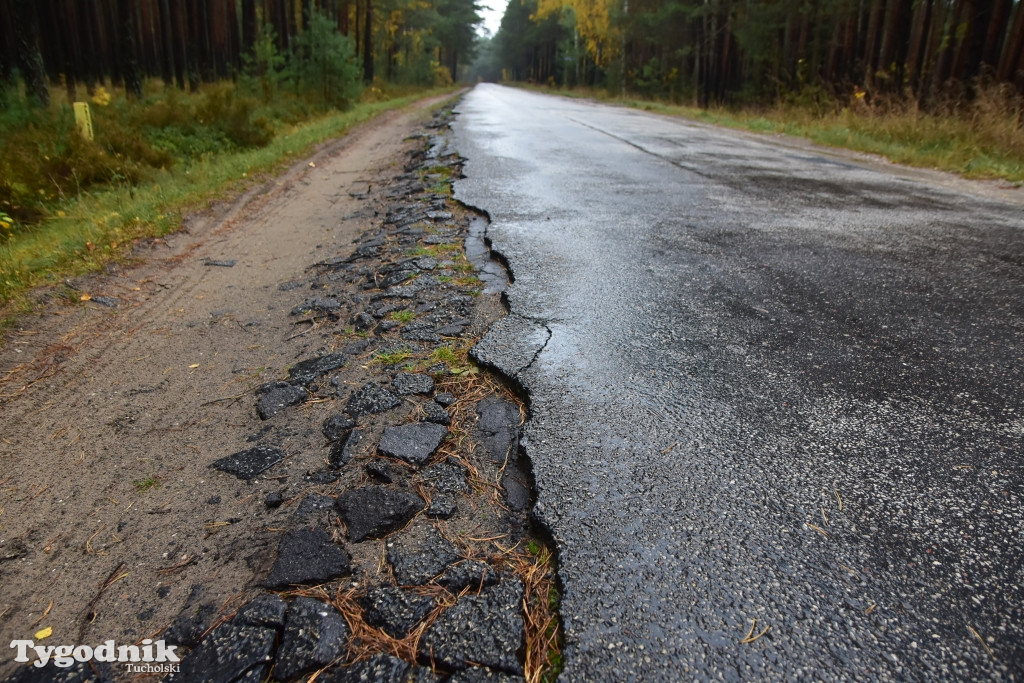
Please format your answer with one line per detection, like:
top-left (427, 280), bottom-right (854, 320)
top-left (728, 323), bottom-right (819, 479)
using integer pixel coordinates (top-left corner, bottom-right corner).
top-left (363, 0), bottom-right (374, 84)
top-left (118, 0), bottom-right (142, 97)
top-left (12, 0), bottom-right (50, 106)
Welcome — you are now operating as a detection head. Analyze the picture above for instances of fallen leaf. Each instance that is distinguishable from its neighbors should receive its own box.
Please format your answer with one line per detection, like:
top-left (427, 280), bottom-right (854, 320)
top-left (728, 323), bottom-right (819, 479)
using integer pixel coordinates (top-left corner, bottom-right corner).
top-left (34, 626), bottom-right (52, 640)
top-left (80, 294), bottom-right (92, 301)
top-left (189, 364), bottom-right (200, 369)
top-left (308, 162), bottom-right (316, 168)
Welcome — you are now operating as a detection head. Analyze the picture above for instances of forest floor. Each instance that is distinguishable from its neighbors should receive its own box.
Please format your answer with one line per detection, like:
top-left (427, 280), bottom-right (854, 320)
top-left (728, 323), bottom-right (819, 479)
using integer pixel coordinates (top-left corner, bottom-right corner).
top-left (0, 93), bottom-right (557, 682)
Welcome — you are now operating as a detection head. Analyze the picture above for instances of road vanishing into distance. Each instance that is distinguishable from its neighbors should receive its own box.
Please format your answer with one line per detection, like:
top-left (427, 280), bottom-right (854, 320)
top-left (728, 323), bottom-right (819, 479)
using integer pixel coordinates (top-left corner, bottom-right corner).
top-left (453, 84), bottom-right (1023, 681)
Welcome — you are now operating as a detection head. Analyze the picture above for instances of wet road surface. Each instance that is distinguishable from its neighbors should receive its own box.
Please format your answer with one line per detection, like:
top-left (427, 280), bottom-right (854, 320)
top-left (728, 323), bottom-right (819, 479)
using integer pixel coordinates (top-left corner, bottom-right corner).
top-left (452, 84), bottom-right (1024, 680)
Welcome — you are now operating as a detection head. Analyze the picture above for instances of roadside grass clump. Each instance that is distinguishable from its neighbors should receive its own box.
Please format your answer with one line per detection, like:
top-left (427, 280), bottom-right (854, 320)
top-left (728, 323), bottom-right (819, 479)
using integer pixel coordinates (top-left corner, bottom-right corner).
top-left (521, 81), bottom-right (1024, 183)
top-left (389, 309), bottom-right (416, 323)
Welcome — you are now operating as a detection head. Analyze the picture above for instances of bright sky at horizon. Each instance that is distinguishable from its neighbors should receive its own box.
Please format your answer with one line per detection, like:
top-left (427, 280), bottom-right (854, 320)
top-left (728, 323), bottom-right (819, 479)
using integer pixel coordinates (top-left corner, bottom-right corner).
top-left (477, 0), bottom-right (509, 37)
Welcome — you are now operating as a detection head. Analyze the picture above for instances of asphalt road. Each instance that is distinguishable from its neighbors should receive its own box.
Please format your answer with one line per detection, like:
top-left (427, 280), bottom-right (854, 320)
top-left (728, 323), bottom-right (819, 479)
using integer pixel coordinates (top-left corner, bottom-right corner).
top-left (452, 84), bottom-right (1024, 681)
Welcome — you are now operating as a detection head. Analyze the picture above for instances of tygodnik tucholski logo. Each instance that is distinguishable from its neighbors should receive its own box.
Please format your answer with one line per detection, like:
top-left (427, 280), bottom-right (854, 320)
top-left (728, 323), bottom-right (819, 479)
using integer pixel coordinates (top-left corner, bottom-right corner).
top-left (10, 638), bottom-right (180, 673)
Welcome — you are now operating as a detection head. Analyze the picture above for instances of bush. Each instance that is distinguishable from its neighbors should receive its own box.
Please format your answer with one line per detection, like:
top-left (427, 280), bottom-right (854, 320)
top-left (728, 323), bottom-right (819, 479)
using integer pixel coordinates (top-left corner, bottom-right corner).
top-left (290, 9), bottom-right (363, 110)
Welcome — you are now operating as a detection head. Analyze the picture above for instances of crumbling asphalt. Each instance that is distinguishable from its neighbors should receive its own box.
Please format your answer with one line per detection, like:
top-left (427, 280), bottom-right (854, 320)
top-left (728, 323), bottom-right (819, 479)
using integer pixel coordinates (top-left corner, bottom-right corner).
top-left (4, 105), bottom-right (549, 683)
top-left (453, 84), bottom-right (1024, 681)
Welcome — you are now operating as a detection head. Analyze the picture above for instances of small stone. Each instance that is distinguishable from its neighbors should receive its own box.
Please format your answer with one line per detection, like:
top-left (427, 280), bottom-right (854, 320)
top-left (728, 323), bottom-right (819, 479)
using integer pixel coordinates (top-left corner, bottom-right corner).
top-left (421, 400), bottom-right (451, 426)
top-left (419, 580), bottom-right (525, 674)
top-left (265, 492), bottom-right (284, 508)
top-left (358, 587), bottom-right (435, 638)
top-left (425, 493), bottom-right (457, 519)
top-left (335, 487), bottom-right (424, 542)
top-left (434, 392), bottom-right (457, 407)
top-left (387, 527), bottom-right (460, 585)
top-left (204, 259), bottom-right (237, 267)
top-left (256, 383), bottom-right (308, 420)
top-left (392, 372), bottom-right (435, 396)
top-left (263, 527), bottom-right (352, 589)
top-left (289, 353), bottom-right (347, 385)
top-left (322, 414), bottom-right (356, 442)
top-left (276, 597), bottom-right (350, 681)
top-left (345, 382), bottom-right (401, 417)
top-left (206, 495), bottom-right (221, 505)
top-left (88, 295), bottom-right (121, 308)
top-left (378, 423), bottom-right (448, 466)
top-left (211, 445), bottom-right (285, 480)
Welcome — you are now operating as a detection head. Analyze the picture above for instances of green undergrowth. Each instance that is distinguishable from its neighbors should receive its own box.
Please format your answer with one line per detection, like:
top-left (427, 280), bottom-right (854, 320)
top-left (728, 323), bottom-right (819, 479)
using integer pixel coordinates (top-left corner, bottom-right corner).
top-left (0, 83), bottom-right (458, 316)
top-left (518, 83), bottom-right (1024, 184)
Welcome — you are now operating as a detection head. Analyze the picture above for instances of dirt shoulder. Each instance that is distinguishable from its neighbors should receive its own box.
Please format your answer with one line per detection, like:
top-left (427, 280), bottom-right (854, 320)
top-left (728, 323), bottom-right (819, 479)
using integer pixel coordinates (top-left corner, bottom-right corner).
top-left (0, 96), bottom-right (558, 682)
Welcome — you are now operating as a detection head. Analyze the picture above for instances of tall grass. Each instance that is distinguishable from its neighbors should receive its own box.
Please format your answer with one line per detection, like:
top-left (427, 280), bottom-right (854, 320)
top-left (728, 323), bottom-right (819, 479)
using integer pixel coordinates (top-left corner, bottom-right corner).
top-left (0, 83), bottom-right (457, 310)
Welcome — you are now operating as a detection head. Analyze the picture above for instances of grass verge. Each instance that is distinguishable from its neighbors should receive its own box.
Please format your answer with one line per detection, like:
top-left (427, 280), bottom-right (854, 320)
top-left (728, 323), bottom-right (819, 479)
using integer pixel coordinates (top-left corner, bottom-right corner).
top-left (0, 86), bottom-right (459, 317)
top-left (517, 83), bottom-right (1024, 184)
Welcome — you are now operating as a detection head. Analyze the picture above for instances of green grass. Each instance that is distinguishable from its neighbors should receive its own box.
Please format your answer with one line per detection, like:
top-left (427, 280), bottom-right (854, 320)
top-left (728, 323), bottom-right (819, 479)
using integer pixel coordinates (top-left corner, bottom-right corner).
top-left (372, 349), bottom-right (413, 366)
top-left (519, 83), bottom-right (1024, 184)
top-left (134, 476), bottom-right (161, 492)
top-left (389, 309), bottom-right (415, 323)
top-left (0, 85), bottom-right (458, 313)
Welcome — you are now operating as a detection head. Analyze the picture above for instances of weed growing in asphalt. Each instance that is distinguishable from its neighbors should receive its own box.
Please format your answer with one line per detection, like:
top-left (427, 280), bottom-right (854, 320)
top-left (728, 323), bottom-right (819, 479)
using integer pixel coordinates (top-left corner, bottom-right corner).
top-left (372, 350), bottom-right (412, 366)
top-left (389, 309), bottom-right (415, 323)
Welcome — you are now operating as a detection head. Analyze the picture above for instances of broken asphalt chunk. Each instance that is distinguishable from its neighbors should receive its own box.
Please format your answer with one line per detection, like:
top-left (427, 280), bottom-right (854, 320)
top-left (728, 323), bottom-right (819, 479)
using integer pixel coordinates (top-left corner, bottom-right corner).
top-left (211, 445), bottom-right (285, 480)
top-left (256, 382), bottom-right (308, 420)
top-left (418, 580), bottom-right (525, 675)
top-left (335, 486), bottom-right (423, 542)
top-left (378, 422), bottom-right (448, 466)
top-left (263, 527), bottom-right (352, 589)
top-left (345, 382), bottom-right (401, 417)
top-left (275, 597), bottom-right (350, 681)
top-left (288, 353), bottom-right (347, 385)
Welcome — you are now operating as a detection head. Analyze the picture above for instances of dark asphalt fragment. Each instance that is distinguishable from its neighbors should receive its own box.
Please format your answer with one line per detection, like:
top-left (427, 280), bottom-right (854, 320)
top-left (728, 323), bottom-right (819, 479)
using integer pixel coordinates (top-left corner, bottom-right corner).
top-left (425, 493), bottom-right (457, 519)
top-left (345, 382), bottom-right (402, 417)
top-left (392, 372), bottom-right (435, 396)
top-left (419, 580), bottom-right (525, 674)
top-left (288, 353), bottom-right (347, 385)
top-left (233, 594), bottom-right (287, 629)
top-left (275, 597), bottom-right (350, 681)
top-left (322, 413), bottom-right (356, 442)
top-left (329, 428), bottom-right (368, 468)
top-left (357, 586), bottom-right (435, 639)
top-left (256, 382), bottom-right (308, 420)
top-left (387, 526), bottom-right (460, 585)
top-left (210, 445), bottom-right (285, 480)
top-left (420, 400), bottom-right (451, 426)
top-left (203, 259), bottom-right (237, 267)
top-left (335, 486), bottom-right (424, 542)
top-left (263, 527), bottom-right (352, 589)
top-left (378, 422), bottom-right (448, 466)
top-left (166, 622), bottom-right (276, 682)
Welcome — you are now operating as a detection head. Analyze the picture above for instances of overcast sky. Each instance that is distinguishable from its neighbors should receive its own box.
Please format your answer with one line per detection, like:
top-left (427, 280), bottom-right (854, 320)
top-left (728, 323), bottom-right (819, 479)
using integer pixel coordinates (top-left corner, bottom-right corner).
top-left (477, 0), bottom-right (509, 37)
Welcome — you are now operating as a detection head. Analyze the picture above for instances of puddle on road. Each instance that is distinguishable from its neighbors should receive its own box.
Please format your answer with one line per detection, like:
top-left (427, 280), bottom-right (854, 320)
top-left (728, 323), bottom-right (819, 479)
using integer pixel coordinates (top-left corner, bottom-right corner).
top-left (466, 215), bottom-right (509, 294)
